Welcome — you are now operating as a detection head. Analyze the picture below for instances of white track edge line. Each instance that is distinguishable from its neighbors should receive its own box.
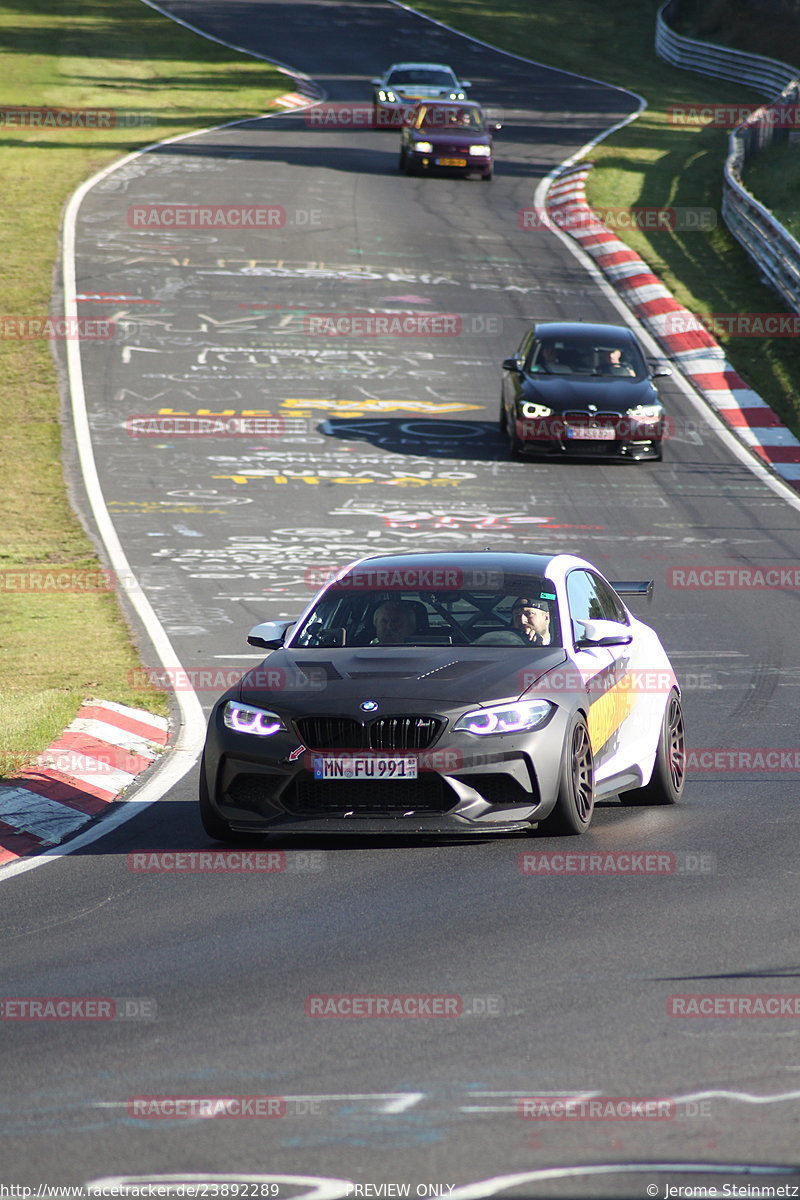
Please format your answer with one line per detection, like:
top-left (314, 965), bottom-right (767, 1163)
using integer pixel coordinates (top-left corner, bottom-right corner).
top-left (1, 18), bottom-right (325, 885)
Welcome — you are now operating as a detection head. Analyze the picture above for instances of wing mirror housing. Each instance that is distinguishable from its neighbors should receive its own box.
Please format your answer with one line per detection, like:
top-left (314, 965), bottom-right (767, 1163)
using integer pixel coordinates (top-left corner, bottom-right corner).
top-left (247, 620), bottom-right (296, 650)
top-left (502, 356), bottom-right (522, 372)
top-left (575, 618), bottom-right (633, 648)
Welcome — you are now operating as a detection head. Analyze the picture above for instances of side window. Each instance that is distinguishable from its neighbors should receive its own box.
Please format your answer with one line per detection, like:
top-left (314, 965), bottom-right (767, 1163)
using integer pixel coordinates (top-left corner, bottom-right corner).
top-left (566, 570), bottom-right (624, 642)
top-left (590, 574), bottom-right (629, 625)
top-left (517, 329), bottom-right (535, 365)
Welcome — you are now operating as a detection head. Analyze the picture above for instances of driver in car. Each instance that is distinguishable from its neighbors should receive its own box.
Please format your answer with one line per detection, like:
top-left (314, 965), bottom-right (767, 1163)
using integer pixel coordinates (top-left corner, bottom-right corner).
top-left (511, 598), bottom-right (552, 646)
top-left (371, 601), bottom-right (417, 644)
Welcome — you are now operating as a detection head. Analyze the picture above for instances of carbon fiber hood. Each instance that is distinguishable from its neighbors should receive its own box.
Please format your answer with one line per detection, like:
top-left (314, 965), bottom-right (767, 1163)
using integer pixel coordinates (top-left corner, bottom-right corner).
top-left (239, 646), bottom-right (568, 710)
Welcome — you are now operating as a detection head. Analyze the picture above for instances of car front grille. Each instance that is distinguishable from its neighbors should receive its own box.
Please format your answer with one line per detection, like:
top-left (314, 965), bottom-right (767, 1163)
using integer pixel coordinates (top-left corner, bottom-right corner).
top-left (563, 410), bottom-right (621, 428)
top-left (295, 716), bottom-right (444, 751)
top-left (282, 773), bottom-right (455, 816)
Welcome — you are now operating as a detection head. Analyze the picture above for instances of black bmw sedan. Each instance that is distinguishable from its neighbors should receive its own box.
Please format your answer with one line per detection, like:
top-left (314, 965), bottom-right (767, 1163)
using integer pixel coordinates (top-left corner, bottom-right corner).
top-left (500, 320), bottom-right (672, 461)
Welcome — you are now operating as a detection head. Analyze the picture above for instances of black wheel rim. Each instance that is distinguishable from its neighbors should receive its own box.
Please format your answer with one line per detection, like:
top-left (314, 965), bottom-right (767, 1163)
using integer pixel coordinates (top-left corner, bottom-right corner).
top-left (667, 695), bottom-right (686, 792)
top-left (572, 723), bottom-right (594, 821)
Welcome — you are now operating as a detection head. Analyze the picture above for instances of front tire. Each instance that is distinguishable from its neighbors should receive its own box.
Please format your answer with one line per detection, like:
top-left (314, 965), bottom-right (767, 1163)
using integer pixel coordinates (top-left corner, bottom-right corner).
top-left (199, 754), bottom-right (237, 842)
top-left (541, 714), bottom-right (595, 835)
top-left (509, 421), bottom-right (526, 460)
top-left (620, 689), bottom-right (685, 805)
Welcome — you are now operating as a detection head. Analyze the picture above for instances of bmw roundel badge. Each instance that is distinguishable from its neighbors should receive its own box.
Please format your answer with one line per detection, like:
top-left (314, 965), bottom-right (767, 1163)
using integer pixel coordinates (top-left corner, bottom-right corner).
top-left (360, 700), bottom-right (379, 712)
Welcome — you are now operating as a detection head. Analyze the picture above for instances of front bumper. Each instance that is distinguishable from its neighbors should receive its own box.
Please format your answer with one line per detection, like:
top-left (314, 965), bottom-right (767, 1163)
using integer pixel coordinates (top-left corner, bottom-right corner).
top-left (406, 149), bottom-right (491, 176)
top-left (515, 415), bottom-right (662, 460)
top-left (203, 709), bottom-right (570, 837)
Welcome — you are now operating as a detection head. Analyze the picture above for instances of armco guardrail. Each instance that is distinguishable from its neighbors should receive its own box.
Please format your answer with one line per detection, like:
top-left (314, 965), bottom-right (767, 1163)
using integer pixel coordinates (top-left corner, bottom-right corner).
top-left (655, 0), bottom-right (796, 97)
top-left (656, 0), bottom-right (800, 314)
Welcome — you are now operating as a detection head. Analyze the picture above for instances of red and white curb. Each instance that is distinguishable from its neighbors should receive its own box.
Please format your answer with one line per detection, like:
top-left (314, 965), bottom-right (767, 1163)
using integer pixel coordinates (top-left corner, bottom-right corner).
top-left (0, 701), bottom-right (169, 866)
top-left (272, 91), bottom-right (315, 110)
top-left (546, 164), bottom-right (800, 490)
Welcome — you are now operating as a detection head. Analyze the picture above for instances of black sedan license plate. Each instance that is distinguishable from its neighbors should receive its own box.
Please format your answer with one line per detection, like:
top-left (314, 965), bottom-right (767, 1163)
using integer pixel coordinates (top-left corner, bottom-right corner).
top-left (313, 756), bottom-right (418, 780)
top-left (566, 426), bottom-right (616, 441)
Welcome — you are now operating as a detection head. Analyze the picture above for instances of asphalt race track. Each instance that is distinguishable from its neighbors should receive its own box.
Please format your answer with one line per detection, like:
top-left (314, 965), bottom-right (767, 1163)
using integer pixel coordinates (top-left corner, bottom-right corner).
top-left (3, 0), bottom-right (800, 1194)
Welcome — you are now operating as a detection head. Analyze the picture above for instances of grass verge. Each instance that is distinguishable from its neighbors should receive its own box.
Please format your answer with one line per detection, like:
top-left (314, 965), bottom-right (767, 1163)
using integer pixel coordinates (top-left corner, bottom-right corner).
top-left (744, 140), bottom-right (800, 243)
top-left (0, 0), bottom-right (286, 776)
top-left (412, 0), bottom-right (800, 432)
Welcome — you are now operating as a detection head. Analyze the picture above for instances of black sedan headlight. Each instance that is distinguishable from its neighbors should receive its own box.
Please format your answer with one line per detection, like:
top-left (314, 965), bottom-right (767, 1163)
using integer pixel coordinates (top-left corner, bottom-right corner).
top-left (223, 701), bottom-right (286, 737)
top-left (454, 699), bottom-right (554, 735)
top-left (626, 404), bottom-right (662, 423)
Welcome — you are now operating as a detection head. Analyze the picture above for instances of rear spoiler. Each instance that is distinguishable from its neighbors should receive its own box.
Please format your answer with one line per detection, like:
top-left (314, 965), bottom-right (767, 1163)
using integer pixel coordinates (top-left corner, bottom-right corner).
top-left (610, 580), bottom-right (653, 601)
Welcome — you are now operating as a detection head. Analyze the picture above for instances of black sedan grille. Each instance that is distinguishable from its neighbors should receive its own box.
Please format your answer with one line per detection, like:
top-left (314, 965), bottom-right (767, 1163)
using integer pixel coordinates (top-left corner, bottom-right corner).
top-left (563, 409), bottom-right (621, 426)
top-left (295, 716), bottom-right (444, 751)
top-left (283, 774), bottom-right (454, 816)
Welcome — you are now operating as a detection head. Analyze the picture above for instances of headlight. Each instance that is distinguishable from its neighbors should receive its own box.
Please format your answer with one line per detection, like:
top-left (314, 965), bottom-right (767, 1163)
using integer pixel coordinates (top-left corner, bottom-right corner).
top-left (378, 89), bottom-right (397, 103)
top-left (413, 140), bottom-right (433, 153)
top-left (454, 699), bottom-right (554, 736)
top-left (469, 145), bottom-right (491, 156)
top-left (223, 701), bottom-right (285, 737)
top-left (626, 405), bottom-right (662, 423)
top-left (520, 401), bottom-right (553, 419)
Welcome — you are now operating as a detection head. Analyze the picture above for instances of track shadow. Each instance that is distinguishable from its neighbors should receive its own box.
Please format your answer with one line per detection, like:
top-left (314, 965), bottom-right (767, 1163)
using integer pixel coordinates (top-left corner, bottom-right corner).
top-left (318, 416), bottom-right (508, 461)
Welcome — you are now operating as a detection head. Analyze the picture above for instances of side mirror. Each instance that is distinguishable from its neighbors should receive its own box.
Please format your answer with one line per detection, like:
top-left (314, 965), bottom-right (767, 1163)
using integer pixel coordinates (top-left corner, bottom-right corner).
top-left (247, 620), bottom-right (296, 650)
top-left (493, 122), bottom-right (503, 132)
top-left (502, 356), bottom-right (522, 372)
top-left (371, 78), bottom-right (382, 86)
top-left (649, 362), bottom-right (672, 378)
top-left (461, 80), bottom-right (472, 89)
top-left (574, 618), bottom-right (633, 648)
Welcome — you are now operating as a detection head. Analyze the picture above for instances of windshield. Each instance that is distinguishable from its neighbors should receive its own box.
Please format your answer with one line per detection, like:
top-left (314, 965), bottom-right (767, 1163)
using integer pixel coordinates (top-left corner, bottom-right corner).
top-left (417, 105), bottom-right (484, 130)
top-left (292, 579), bottom-right (560, 648)
top-left (527, 335), bottom-right (647, 379)
top-left (388, 68), bottom-right (457, 87)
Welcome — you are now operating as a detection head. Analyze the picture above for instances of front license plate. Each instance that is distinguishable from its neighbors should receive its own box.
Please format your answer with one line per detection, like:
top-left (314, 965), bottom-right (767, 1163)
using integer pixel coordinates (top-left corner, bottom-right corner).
top-left (313, 756), bottom-right (418, 780)
top-left (565, 425), bottom-right (616, 440)
top-left (437, 157), bottom-right (467, 167)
